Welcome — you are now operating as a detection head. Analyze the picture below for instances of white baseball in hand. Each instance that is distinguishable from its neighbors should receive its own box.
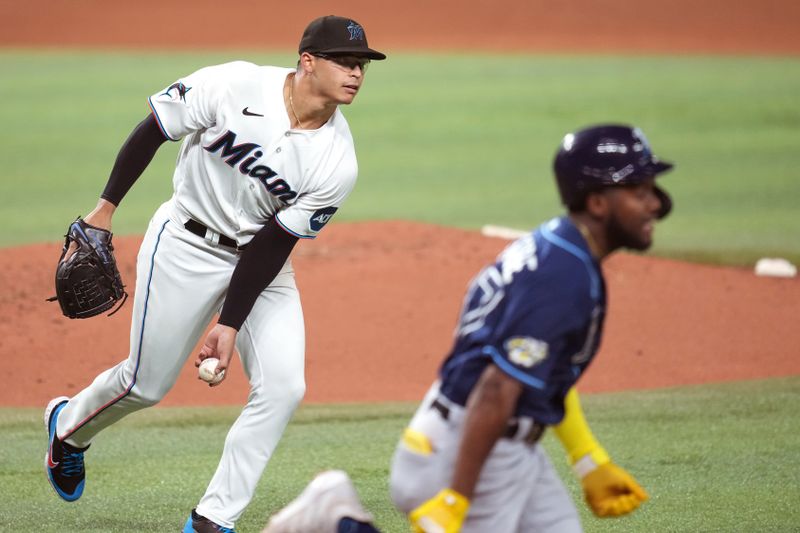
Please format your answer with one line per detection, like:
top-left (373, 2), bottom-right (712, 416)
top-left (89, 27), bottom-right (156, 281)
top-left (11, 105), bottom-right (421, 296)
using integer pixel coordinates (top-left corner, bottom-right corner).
top-left (198, 357), bottom-right (225, 384)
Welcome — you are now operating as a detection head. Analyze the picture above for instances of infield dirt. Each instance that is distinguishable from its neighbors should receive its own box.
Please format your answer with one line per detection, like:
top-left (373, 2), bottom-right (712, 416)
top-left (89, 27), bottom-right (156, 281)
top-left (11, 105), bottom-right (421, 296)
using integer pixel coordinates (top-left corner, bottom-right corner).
top-left (2, 222), bottom-right (798, 406)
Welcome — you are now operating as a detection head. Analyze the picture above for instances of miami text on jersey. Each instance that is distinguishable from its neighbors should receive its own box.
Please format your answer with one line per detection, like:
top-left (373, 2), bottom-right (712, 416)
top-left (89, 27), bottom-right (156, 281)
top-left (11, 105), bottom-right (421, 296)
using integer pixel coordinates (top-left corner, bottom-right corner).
top-left (204, 130), bottom-right (298, 202)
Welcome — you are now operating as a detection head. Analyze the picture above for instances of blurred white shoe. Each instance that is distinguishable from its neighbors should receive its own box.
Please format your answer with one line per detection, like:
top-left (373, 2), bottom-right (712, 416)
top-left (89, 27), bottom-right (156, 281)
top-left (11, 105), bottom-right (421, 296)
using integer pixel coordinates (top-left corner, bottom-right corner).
top-left (262, 470), bottom-right (374, 533)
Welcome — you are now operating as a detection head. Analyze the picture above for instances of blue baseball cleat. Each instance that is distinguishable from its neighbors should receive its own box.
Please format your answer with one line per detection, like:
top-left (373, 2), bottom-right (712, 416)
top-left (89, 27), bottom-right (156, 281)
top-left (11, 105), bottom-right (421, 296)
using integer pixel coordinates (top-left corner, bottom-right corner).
top-left (183, 509), bottom-right (236, 533)
top-left (44, 396), bottom-right (89, 502)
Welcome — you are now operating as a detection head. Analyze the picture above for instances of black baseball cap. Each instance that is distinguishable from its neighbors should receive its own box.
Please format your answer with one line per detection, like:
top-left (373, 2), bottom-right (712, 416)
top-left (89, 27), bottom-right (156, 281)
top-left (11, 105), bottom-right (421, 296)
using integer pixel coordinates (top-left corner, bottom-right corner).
top-left (298, 15), bottom-right (386, 60)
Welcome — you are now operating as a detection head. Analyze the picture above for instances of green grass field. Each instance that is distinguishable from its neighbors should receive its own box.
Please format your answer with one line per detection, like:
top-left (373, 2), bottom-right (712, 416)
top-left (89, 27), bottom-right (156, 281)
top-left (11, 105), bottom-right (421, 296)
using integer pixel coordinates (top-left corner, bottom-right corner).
top-left (3, 377), bottom-right (798, 532)
top-left (1, 50), bottom-right (799, 264)
top-left (2, 50), bottom-right (799, 532)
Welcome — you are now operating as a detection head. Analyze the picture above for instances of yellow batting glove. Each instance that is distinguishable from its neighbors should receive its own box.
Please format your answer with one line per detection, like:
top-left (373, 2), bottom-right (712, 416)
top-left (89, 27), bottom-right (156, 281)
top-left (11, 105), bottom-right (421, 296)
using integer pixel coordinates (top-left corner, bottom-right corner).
top-left (576, 456), bottom-right (649, 518)
top-left (409, 488), bottom-right (470, 533)
top-left (553, 388), bottom-right (648, 518)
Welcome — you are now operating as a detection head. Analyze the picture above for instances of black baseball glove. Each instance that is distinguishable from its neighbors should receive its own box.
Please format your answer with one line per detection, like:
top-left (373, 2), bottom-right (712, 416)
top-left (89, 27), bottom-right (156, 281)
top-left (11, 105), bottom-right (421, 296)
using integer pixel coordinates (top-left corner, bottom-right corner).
top-left (48, 217), bottom-right (127, 319)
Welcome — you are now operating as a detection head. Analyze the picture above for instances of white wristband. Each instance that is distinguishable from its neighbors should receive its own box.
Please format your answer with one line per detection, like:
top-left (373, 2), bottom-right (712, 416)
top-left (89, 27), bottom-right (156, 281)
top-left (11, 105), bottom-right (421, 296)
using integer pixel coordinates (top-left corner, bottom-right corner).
top-left (573, 453), bottom-right (599, 478)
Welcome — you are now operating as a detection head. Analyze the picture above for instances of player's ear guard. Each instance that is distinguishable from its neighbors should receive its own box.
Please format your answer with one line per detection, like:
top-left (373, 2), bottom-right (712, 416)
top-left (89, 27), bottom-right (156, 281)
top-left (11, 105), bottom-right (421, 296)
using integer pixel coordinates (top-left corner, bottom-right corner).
top-left (654, 185), bottom-right (672, 219)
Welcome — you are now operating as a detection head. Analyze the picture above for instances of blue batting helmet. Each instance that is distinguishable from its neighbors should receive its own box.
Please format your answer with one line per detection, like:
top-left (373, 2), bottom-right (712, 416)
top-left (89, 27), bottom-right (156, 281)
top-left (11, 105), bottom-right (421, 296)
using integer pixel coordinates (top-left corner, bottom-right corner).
top-left (553, 124), bottom-right (674, 219)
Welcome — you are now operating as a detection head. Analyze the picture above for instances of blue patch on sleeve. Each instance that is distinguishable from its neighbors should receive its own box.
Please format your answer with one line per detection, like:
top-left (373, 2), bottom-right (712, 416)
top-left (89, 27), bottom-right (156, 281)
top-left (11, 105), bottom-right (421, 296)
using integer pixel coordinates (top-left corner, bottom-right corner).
top-left (309, 207), bottom-right (338, 231)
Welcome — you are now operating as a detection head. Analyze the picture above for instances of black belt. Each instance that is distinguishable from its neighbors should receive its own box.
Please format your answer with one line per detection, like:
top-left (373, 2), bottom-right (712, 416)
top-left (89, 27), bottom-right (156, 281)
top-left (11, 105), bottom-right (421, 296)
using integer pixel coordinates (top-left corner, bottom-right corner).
top-left (431, 398), bottom-right (545, 445)
top-left (184, 219), bottom-right (247, 251)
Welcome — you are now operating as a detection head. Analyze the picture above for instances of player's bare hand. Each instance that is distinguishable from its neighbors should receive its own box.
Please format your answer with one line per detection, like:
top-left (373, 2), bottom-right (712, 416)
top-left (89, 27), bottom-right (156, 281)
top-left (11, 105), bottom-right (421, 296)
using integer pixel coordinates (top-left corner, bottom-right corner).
top-left (581, 461), bottom-right (649, 517)
top-left (196, 323), bottom-right (237, 387)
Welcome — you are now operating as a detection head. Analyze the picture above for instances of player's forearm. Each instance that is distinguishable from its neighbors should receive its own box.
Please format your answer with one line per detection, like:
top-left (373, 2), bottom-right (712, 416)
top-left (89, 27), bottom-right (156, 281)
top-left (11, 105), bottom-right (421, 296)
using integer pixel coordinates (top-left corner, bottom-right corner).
top-left (450, 364), bottom-right (522, 499)
top-left (552, 387), bottom-right (609, 468)
top-left (218, 217), bottom-right (299, 331)
top-left (100, 114), bottom-right (167, 206)
top-left (450, 410), bottom-right (505, 499)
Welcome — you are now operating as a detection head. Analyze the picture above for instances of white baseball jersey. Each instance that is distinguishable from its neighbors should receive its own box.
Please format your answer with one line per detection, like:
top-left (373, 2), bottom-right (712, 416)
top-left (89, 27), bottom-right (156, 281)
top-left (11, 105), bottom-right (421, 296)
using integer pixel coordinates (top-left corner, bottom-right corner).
top-left (55, 61), bottom-right (363, 529)
top-left (148, 61), bottom-right (357, 244)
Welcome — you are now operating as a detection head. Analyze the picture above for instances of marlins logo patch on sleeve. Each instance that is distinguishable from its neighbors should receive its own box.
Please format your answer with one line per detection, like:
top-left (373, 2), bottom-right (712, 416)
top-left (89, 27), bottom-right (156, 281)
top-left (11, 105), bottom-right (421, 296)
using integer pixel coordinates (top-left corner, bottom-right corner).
top-left (309, 207), bottom-right (338, 231)
top-left (504, 337), bottom-right (548, 368)
top-left (160, 81), bottom-right (192, 103)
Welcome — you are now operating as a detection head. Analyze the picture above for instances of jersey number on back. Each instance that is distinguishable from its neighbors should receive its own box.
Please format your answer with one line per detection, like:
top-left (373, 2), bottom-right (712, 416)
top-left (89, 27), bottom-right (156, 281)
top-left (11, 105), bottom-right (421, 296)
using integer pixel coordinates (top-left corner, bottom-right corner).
top-left (457, 234), bottom-right (538, 337)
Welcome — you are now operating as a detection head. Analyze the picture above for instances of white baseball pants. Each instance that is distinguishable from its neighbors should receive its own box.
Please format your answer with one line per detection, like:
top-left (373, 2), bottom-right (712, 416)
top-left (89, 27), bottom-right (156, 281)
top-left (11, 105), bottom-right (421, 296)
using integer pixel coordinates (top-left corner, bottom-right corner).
top-left (55, 201), bottom-right (306, 528)
top-left (389, 382), bottom-right (582, 532)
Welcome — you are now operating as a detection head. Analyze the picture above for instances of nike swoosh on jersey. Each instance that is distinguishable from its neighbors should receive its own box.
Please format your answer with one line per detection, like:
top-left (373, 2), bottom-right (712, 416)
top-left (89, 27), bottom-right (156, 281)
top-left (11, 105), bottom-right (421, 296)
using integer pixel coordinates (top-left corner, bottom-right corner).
top-left (242, 107), bottom-right (264, 117)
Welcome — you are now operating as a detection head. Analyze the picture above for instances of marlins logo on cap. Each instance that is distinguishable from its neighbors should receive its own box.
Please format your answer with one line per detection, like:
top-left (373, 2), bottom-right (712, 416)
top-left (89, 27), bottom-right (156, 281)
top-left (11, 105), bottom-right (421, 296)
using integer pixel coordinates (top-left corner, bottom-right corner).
top-left (347, 21), bottom-right (365, 41)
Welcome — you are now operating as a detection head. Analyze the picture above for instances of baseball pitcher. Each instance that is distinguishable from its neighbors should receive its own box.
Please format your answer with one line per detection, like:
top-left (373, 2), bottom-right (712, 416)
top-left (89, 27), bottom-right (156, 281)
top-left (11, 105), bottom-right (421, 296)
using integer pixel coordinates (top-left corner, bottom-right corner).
top-left (44, 15), bottom-right (386, 533)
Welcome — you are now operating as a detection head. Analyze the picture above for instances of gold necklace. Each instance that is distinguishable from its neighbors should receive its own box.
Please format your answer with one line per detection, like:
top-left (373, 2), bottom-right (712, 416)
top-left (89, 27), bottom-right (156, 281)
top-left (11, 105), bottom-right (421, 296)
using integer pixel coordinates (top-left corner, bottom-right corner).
top-left (288, 82), bottom-right (304, 129)
top-left (575, 220), bottom-right (602, 258)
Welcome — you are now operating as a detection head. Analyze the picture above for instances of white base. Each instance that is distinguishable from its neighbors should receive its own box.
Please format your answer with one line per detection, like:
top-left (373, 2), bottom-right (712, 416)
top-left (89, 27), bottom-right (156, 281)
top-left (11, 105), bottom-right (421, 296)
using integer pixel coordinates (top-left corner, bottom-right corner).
top-left (754, 258), bottom-right (797, 278)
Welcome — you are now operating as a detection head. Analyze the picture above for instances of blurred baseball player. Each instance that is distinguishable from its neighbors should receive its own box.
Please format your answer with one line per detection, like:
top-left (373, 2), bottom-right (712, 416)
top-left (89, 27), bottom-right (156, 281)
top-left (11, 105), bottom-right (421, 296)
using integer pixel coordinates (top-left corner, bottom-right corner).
top-left (43, 15), bottom-right (385, 533)
top-left (263, 124), bottom-right (673, 533)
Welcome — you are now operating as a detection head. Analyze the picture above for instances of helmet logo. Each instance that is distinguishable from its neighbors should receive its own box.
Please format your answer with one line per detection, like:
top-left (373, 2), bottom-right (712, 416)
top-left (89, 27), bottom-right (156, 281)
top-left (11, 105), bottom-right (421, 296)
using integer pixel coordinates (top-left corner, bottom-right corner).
top-left (611, 164), bottom-right (635, 182)
top-left (597, 142), bottom-right (628, 154)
